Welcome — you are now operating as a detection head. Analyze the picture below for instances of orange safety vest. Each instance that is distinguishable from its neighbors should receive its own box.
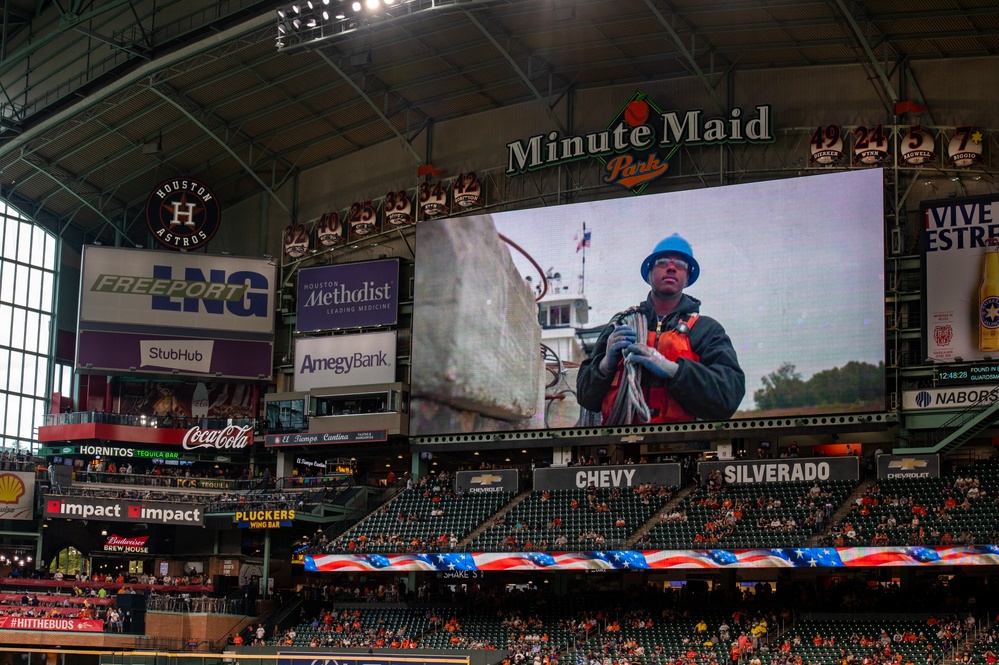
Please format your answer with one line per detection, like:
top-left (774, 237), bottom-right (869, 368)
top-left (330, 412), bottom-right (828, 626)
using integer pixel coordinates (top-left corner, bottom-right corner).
top-left (601, 314), bottom-right (699, 423)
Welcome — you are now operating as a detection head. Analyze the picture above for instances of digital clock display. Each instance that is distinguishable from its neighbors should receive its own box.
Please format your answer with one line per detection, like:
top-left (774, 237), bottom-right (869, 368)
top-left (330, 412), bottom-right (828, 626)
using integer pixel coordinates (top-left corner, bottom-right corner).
top-left (936, 364), bottom-right (999, 385)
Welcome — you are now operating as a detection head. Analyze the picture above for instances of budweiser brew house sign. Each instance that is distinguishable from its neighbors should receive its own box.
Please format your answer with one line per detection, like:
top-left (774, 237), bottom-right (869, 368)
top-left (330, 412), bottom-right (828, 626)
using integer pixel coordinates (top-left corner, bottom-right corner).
top-left (182, 425), bottom-right (253, 451)
top-left (103, 534), bottom-right (150, 554)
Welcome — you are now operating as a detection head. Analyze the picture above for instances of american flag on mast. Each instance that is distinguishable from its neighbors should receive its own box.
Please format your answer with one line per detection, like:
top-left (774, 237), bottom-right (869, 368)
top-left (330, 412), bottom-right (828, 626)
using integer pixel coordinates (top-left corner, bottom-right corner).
top-left (576, 225), bottom-right (592, 252)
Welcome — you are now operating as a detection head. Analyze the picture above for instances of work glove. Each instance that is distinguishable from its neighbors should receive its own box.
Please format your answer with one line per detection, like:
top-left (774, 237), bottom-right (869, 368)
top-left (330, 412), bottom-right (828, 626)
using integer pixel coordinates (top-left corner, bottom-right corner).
top-left (599, 324), bottom-right (636, 373)
top-left (625, 343), bottom-right (679, 379)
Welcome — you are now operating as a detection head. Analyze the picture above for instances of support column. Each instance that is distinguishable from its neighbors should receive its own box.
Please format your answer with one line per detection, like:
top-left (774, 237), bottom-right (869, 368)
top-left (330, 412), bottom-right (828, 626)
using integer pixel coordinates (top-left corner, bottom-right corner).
top-left (262, 529), bottom-right (272, 599)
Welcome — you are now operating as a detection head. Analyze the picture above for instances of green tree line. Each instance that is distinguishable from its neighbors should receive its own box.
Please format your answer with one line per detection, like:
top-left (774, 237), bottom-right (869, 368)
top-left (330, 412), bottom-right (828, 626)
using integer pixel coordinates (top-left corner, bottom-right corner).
top-left (754, 360), bottom-right (885, 410)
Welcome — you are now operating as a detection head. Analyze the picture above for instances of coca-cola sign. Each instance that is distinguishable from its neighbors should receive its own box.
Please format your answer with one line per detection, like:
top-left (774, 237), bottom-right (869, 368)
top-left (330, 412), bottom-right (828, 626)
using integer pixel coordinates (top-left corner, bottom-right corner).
top-left (104, 534), bottom-right (150, 554)
top-left (182, 425), bottom-right (253, 451)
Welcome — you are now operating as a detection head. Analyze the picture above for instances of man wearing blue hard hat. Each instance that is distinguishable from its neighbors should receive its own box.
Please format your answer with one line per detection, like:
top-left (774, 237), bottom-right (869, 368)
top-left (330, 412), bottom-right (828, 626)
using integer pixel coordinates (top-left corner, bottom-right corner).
top-left (577, 233), bottom-right (745, 425)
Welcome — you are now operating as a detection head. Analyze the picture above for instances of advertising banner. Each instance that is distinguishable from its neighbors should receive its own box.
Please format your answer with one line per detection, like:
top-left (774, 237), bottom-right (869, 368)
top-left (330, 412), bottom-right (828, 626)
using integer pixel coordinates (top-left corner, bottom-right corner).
top-left (876, 454), bottom-right (941, 479)
top-left (294, 331), bottom-right (397, 391)
top-left (697, 457), bottom-right (859, 485)
top-left (117, 381), bottom-right (256, 420)
top-left (455, 469), bottom-right (519, 494)
top-left (410, 169), bottom-right (885, 435)
top-left (77, 247), bottom-right (275, 380)
top-left (0, 617), bottom-right (105, 632)
top-left (43, 495), bottom-right (204, 526)
top-left (279, 655), bottom-right (467, 665)
top-left (305, 546), bottom-right (999, 571)
top-left (923, 193), bottom-right (999, 363)
top-left (296, 258), bottom-right (400, 332)
top-left (265, 430), bottom-right (388, 447)
top-left (902, 385), bottom-right (999, 410)
top-left (533, 463), bottom-right (682, 490)
top-left (0, 471), bottom-right (35, 521)
top-left (103, 534), bottom-right (151, 554)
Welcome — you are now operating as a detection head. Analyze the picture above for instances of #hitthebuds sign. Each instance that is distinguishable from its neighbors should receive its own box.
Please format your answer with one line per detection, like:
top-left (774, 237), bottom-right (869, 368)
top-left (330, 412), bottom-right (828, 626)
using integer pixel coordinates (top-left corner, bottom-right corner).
top-left (506, 91), bottom-right (774, 194)
top-left (296, 258), bottom-right (399, 332)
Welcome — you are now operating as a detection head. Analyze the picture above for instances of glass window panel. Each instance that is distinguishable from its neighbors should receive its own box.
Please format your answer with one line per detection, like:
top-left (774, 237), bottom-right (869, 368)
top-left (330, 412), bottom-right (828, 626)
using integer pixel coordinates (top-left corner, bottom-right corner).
top-left (7, 350), bottom-right (22, 396)
top-left (0, 260), bottom-right (12, 304)
top-left (32, 226), bottom-right (49, 270)
top-left (19, 397), bottom-right (37, 441)
top-left (42, 233), bottom-right (55, 271)
top-left (16, 221), bottom-right (31, 264)
top-left (11, 307), bottom-right (25, 349)
top-left (0, 349), bottom-right (7, 383)
top-left (0, 304), bottom-right (12, 346)
top-left (61, 364), bottom-right (72, 395)
top-left (35, 356), bottom-right (48, 398)
top-left (40, 270), bottom-right (53, 312)
top-left (13, 264), bottom-right (28, 307)
top-left (38, 313), bottom-right (51, 351)
top-left (27, 268), bottom-right (41, 309)
top-left (2, 221), bottom-right (16, 262)
top-left (23, 311), bottom-right (39, 354)
top-left (20, 354), bottom-right (35, 396)
top-left (3, 395), bottom-right (17, 439)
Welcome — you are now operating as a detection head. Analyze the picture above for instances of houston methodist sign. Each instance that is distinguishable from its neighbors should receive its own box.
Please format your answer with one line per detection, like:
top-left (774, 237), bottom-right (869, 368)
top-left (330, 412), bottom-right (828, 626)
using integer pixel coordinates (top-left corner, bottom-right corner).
top-left (296, 258), bottom-right (399, 332)
top-left (77, 247), bottom-right (276, 380)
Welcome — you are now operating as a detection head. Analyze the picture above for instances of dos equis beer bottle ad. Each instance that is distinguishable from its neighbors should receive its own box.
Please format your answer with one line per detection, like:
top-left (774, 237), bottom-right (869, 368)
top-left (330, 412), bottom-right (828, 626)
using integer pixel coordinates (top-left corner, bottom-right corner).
top-left (980, 237), bottom-right (999, 352)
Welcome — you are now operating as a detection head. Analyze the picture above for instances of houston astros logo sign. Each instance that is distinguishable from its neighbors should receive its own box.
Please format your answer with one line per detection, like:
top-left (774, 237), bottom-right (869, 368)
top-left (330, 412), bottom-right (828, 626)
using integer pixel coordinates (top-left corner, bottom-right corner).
top-left (145, 177), bottom-right (222, 250)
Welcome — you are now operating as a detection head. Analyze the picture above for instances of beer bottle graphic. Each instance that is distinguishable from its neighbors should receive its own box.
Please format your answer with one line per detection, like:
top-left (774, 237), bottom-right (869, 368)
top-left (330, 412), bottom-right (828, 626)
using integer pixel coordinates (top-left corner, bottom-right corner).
top-left (980, 237), bottom-right (999, 352)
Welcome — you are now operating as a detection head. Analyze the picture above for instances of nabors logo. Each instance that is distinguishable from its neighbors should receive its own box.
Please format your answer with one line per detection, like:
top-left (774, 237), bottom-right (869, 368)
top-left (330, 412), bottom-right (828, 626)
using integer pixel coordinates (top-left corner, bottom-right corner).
top-left (145, 177), bottom-right (222, 250)
top-left (506, 91), bottom-right (774, 195)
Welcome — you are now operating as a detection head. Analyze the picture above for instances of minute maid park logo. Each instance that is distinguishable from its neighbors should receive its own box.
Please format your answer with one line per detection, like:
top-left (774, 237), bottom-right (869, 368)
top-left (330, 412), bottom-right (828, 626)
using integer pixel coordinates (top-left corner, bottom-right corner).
top-left (505, 92), bottom-right (774, 194)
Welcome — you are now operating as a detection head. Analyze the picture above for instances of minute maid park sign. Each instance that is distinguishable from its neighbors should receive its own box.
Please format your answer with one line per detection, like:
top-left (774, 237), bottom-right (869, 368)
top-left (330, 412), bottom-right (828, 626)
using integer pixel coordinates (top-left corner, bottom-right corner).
top-left (505, 91), bottom-right (774, 194)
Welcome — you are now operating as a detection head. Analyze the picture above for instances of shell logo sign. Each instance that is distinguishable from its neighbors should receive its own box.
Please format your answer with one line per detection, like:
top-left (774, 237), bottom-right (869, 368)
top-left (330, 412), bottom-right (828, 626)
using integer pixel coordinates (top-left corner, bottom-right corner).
top-left (0, 472), bottom-right (33, 520)
top-left (0, 474), bottom-right (25, 503)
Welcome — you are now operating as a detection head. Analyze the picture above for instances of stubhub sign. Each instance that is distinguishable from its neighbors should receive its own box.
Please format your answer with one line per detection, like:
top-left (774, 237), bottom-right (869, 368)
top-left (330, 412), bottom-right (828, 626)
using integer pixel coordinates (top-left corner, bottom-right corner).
top-left (294, 331), bottom-right (397, 390)
top-left (77, 247), bottom-right (276, 380)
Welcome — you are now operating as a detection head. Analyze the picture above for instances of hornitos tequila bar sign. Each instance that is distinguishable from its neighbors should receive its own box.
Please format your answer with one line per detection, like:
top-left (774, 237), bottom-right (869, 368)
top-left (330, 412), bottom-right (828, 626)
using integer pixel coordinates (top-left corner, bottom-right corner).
top-left (506, 92), bottom-right (774, 194)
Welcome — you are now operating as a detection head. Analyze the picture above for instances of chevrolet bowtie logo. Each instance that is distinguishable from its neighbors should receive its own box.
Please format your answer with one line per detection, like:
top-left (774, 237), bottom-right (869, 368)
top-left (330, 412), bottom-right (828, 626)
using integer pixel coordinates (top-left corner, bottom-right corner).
top-left (620, 434), bottom-right (644, 443)
top-left (472, 473), bottom-right (503, 485)
top-left (888, 458), bottom-right (929, 471)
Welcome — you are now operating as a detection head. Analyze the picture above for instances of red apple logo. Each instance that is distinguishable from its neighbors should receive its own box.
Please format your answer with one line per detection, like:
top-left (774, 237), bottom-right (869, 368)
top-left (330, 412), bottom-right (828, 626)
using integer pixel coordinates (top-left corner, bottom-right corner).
top-left (624, 99), bottom-right (650, 127)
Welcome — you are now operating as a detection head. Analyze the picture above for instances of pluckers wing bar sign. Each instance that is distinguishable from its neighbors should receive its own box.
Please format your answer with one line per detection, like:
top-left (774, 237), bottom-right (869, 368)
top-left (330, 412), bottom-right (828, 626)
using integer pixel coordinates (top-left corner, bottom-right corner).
top-left (236, 509), bottom-right (295, 529)
top-left (505, 92), bottom-right (774, 195)
top-left (145, 177), bottom-right (222, 250)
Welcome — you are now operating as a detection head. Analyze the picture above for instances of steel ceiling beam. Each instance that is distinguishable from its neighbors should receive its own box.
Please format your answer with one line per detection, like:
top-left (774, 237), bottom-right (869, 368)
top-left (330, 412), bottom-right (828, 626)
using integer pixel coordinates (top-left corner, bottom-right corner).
top-left (642, 0), bottom-right (726, 113)
top-left (148, 84), bottom-right (292, 216)
top-left (313, 48), bottom-right (424, 165)
top-left (834, 0), bottom-right (898, 107)
top-left (20, 153), bottom-right (128, 242)
top-left (461, 9), bottom-right (567, 135)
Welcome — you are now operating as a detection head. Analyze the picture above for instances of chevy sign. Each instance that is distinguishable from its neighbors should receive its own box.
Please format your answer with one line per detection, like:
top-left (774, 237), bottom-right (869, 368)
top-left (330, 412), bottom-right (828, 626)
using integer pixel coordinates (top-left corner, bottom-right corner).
top-left (294, 331), bottom-right (397, 391)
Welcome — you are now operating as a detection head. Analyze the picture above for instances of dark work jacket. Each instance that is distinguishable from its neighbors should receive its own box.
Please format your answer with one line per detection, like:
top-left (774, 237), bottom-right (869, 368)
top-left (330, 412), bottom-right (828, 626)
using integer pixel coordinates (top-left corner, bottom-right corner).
top-left (576, 293), bottom-right (745, 422)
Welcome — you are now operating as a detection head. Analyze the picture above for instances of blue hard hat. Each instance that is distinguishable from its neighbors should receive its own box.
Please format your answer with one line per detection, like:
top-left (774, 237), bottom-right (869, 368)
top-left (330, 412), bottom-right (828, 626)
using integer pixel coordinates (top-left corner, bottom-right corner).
top-left (640, 233), bottom-right (700, 286)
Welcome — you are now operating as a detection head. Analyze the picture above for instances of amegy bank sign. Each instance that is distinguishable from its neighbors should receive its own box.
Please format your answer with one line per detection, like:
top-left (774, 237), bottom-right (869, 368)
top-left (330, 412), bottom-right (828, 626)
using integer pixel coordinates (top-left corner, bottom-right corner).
top-left (294, 331), bottom-right (397, 391)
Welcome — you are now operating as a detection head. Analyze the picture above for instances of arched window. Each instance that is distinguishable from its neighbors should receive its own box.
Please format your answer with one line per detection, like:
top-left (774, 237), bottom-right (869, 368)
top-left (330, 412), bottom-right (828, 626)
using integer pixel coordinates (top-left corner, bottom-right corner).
top-left (0, 206), bottom-right (58, 453)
